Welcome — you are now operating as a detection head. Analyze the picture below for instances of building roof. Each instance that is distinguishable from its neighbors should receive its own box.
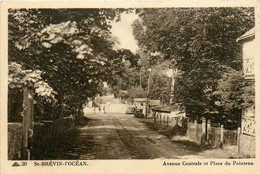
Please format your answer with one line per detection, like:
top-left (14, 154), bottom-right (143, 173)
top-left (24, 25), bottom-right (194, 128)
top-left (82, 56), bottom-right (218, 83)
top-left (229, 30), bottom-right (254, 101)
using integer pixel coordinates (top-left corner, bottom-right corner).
top-left (151, 106), bottom-right (172, 113)
top-left (133, 98), bottom-right (147, 102)
top-left (149, 100), bottom-right (160, 106)
top-left (236, 27), bottom-right (255, 42)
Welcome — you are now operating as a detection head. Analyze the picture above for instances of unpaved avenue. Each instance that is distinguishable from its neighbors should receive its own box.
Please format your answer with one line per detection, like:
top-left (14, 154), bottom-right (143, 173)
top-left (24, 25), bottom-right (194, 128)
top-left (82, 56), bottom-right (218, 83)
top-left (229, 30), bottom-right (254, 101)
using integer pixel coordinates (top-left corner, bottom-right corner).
top-left (54, 113), bottom-right (201, 159)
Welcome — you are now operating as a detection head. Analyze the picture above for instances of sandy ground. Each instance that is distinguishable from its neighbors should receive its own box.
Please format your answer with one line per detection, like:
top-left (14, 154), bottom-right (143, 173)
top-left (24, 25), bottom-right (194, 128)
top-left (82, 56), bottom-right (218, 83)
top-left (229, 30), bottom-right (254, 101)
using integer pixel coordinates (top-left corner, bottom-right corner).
top-left (54, 113), bottom-right (202, 159)
top-left (84, 95), bottom-right (128, 114)
top-left (49, 96), bottom-right (239, 159)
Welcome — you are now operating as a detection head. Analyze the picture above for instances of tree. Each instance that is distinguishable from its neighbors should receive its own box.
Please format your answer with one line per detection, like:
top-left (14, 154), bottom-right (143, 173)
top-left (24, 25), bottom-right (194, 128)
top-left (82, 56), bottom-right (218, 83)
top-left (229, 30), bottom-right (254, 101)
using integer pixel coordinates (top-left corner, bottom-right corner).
top-left (148, 65), bottom-right (172, 104)
top-left (128, 86), bottom-right (147, 98)
top-left (133, 8), bottom-right (254, 121)
top-left (105, 49), bottom-right (140, 91)
top-left (8, 9), bottom-right (126, 119)
top-left (104, 45), bottom-right (144, 98)
top-left (213, 68), bottom-right (255, 124)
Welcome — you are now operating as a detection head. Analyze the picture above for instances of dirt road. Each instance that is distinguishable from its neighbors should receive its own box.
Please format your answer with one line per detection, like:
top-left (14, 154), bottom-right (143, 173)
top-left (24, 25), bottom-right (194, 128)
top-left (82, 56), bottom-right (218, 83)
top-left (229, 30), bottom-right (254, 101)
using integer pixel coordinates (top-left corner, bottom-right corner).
top-left (54, 112), bottom-right (201, 159)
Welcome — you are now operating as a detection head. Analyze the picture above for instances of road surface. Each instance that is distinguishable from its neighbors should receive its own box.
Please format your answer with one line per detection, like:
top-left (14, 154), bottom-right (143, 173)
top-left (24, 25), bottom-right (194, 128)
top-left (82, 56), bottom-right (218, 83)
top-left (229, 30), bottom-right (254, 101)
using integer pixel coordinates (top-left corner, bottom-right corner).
top-left (32, 96), bottom-right (237, 159)
top-left (53, 111), bottom-right (201, 159)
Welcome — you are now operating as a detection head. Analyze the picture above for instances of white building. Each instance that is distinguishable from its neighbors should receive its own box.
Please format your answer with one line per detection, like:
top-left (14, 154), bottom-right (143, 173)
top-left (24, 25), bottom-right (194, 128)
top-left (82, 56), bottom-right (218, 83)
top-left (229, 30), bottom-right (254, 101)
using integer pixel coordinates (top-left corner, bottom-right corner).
top-left (236, 27), bottom-right (256, 157)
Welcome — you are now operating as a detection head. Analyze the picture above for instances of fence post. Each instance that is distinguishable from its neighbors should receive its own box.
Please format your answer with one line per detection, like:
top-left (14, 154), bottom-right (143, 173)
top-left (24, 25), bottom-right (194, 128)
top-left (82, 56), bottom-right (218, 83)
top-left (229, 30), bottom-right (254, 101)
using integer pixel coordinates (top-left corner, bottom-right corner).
top-left (28, 90), bottom-right (34, 132)
top-left (202, 118), bottom-right (206, 143)
top-left (167, 116), bottom-right (169, 128)
top-left (22, 87), bottom-right (34, 160)
top-left (160, 114), bottom-right (162, 125)
top-left (186, 118), bottom-right (189, 137)
top-left (202, 118), bottom-right (206, 134)
top-left (207, 119), bottom-right (211, 142)
top-left (237, 127), bottom-right (241, 155)
top-left (28, 89), bottom-right (34, 160)
top-left (220, 125), bottom-right (224, 144)
top-left (162, 115), bottom-right (164, 125)
top-left (194, 120), bottom-right (197, 143)
top-left (171, 117), bottom-right (174, 127)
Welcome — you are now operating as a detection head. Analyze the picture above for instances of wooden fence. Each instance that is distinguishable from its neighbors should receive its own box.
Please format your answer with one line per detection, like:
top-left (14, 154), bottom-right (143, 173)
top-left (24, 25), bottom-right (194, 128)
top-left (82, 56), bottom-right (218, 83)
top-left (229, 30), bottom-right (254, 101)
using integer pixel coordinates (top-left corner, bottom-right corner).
top-left (153, 111), bottom-right (239, 147)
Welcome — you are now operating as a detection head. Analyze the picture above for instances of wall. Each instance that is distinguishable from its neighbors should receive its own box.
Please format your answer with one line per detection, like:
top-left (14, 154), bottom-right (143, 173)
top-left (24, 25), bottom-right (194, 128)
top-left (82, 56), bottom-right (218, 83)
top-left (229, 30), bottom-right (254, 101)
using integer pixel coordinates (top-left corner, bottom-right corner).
top-left (239, 133), bottom-right (255, 158)
top-left (8, 123), bottom-right (22, 160)
top-left (242, 38), bottom-right (256, 78)
top-left (31, 116), bottom-right (75, 159)
top-left (8, 116), bottom-right (75, 160)
top-left (186, 121), bottom-right (202, 144)
top-left (240, 34), bottom-right (255, 158)
top-left (208, 126), bottom-right (221, 147)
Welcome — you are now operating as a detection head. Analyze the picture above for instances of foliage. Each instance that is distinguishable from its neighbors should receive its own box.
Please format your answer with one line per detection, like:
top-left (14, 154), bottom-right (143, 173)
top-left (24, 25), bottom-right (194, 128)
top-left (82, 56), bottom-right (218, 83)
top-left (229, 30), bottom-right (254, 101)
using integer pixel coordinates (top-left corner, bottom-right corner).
top-left (107, 46), bottom-right (173, 104)
top-left (8, 62), bottom-right (57, 121)
top-left (8, 9), bottom-right (126, 119)
top-left (107, 47), bottom-right (172, 104)
top-left (128, 86), bottom-right (147, 98)
top-left (8, 62), bottom-right (57, 102)
top-left (118, 90), bottom-right (129, 100)
top-left (213, 68), bottom-right (254, 122)
top-left (105, 49), bottom-right (140, 91)
top-left (133, 8), bottom-right (255, 120)
top-left (148, 65), bottom-right (172, 104)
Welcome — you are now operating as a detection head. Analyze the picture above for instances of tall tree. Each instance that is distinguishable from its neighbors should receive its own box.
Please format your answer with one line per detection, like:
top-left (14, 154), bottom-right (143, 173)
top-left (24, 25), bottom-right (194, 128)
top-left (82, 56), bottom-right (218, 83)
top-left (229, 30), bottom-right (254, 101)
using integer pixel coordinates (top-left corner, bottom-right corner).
top-left (133, 8), bottom-right (254, 121)
top-left (8, 9), bottom-right (126, 119)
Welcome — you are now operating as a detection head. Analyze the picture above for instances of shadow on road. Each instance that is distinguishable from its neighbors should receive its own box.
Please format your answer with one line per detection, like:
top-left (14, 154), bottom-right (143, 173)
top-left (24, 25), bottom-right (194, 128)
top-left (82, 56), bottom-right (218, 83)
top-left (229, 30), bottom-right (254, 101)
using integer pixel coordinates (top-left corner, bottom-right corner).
top-left (138, 118), bottom-right (207, 152)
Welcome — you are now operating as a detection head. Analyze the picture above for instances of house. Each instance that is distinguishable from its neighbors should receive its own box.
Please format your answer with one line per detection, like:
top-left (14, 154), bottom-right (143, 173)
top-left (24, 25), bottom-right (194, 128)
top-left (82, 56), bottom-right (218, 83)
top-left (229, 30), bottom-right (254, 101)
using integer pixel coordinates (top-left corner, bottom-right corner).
top-left (133, 98), bottom-right (147, 108)
top-left (236, 27), bottom-right (256, 157)
top-left (133, 98), bottom-right (162, 117)
top-left (237, 27), bottom-right (256, 80)
top-left (133, 98), bottom-right (147, 103)
top-left (151, 105), bottom-right (185, 119)
top-left (133, 98), bottom-right (148, 116)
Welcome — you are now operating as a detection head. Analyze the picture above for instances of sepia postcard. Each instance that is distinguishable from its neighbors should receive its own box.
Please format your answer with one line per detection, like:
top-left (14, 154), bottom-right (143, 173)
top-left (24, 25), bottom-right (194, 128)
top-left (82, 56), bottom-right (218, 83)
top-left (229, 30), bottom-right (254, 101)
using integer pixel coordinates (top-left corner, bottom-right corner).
top-left (0, 0), bottom-right (259, 174)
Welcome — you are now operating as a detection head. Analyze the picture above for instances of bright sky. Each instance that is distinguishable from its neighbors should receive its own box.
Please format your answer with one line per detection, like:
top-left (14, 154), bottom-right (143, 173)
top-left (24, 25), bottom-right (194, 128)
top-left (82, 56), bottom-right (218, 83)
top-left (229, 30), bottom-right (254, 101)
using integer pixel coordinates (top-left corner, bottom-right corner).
top-left (110, 12), bottom-right (174, 78)
top-left (111, 12), bottom-right (139, 53)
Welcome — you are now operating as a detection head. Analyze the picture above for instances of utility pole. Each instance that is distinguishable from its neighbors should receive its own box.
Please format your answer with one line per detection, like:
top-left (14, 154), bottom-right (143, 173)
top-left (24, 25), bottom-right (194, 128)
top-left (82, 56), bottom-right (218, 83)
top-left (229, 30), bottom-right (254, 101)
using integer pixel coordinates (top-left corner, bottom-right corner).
top-left (119, 78), bottom-right (121, 90)
top-left (139, 68), bottom-right (142, 87)
top-left (146, 68), bottom-right (151, 118)
top-left (170, 69), bottom-right (177, 104)
top-left (162, 94), bottom-right (164, 104)
top-left (147, 72), bottom-right (151, 96)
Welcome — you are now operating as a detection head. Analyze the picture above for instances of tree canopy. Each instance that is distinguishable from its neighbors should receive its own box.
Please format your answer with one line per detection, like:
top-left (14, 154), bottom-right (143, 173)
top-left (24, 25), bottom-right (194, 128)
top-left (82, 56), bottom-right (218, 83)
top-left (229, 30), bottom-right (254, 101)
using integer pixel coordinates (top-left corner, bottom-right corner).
top-left (8, 9), bottom-right (131, 120)
top-left (133, 7), bottom-right (255, 121)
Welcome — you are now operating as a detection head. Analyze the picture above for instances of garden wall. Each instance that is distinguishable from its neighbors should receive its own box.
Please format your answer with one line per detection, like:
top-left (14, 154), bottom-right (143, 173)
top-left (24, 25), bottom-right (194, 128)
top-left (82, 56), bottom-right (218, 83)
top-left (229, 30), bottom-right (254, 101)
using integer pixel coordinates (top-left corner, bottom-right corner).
top-left (239, 133), bottom-right (255, 158)
top-left (8, 123), bottom-right (22, 160)
top-left (8, 115), bottom-right (75, 160)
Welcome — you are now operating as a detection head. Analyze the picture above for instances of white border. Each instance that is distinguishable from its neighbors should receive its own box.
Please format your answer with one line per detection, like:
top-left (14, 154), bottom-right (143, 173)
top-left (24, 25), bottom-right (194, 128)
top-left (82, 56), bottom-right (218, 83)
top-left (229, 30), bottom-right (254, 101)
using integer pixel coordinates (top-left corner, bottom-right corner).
top-left (1, 1), bottom-right (259, 174)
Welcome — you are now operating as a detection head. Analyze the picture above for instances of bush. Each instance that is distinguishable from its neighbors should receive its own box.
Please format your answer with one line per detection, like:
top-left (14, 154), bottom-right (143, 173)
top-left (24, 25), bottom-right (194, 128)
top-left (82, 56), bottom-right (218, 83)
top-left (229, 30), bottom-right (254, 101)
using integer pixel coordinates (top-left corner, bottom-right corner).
top-left (128, 86), bottom-right (147, 98)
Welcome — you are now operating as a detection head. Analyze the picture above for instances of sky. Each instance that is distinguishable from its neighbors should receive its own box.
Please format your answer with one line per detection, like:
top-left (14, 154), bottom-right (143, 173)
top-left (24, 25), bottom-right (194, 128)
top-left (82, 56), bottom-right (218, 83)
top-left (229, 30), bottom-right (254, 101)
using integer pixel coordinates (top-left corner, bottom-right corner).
top-left (111, 12), bottom-right (139, 53)
top-left (110, 11), bottom-right (173, 78)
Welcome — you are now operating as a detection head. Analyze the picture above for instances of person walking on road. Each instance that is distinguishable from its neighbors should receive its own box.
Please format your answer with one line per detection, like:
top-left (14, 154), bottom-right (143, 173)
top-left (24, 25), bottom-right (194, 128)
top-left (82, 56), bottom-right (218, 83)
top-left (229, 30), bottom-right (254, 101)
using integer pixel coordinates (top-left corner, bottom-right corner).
top-left (103, 106), bottom-right (106, 114)
top-left (99, 106), bottom-right (101, 113)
